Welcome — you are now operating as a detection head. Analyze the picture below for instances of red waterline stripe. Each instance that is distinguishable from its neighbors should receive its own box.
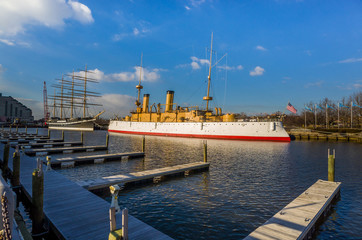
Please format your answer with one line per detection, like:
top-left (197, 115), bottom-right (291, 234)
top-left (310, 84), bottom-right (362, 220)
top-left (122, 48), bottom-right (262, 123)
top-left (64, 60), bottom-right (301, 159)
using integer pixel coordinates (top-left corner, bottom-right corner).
top-left (108, 129), bottom-right (291, 142)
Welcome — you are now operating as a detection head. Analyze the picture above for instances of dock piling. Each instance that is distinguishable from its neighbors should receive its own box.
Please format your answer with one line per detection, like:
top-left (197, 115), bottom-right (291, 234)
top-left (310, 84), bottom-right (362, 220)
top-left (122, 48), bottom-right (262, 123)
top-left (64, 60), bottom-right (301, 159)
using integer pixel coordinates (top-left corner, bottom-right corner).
top-left (122, 208), bottom-right (128, 240)
top-left (11, 147), bottom-right (20, 187)
top-left (2, 142), bottom-right (10, 177)
top-left (62, 131), bottom-right (64, 141)
top-left (9, 126), bottom-right (11, 132)
top-left (106, 134), bottom-right (109, 148)
top-left (328, 149), bottom-right (335, 182)
top-left (32, 160), bottom-right (44, 237)
top-left (203, 141), bottom-right (207, 163)
top-left (25, 126), bottom-right (28, 134)
top-left (81, 132), bottom-right (84, 143)
top-left (110, 185), bottom-right (120, 213)
top-left (48, 129), bottom-right (50, 138)
top-left (142, 136), bottom-right (145, 152)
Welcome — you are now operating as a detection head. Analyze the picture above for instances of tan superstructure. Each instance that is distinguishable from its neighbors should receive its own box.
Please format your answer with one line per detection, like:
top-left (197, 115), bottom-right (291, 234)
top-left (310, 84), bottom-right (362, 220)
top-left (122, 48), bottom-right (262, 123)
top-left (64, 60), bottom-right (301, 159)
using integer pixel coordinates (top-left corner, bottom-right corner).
top-left (124, 90), bottom-right (235, 123)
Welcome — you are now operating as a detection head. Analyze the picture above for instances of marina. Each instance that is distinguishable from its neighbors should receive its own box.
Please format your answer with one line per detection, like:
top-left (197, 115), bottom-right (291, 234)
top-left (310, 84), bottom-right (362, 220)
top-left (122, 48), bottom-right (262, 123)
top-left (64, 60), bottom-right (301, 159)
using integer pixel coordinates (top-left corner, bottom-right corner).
top-left (25, 145), bottom-right (109, 156)
top-left (0, 129), bottom-right (361, 239)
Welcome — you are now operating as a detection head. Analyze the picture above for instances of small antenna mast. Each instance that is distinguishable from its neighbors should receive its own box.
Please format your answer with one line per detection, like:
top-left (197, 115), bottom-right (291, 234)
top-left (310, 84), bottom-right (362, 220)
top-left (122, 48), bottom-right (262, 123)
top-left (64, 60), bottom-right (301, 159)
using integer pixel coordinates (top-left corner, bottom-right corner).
top-left (135, 53), bottom-right (143, 107)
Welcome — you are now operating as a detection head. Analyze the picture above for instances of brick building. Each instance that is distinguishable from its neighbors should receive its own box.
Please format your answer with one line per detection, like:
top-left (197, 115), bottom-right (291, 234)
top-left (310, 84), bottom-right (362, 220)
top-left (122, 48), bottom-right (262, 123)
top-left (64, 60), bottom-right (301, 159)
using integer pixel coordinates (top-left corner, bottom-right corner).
top-left (0, 93), bottom-right (34, 123)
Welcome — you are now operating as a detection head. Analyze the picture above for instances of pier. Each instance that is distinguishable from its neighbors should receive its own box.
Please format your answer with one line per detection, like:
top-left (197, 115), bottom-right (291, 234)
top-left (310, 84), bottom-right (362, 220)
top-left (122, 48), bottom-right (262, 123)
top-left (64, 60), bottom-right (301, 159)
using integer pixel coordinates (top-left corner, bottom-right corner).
top-left (244, 179), bottom-right (341, 240)
top-left (25, 145), bottom-right (108, 156)
top-left (13, 141), bottom-right (83, 149)
top-left (48, 152), bottom-right (145, 168)
top-left (77, 162), bottom-right (210, 191)
top-left (288, 129), bottom-right (362, 142)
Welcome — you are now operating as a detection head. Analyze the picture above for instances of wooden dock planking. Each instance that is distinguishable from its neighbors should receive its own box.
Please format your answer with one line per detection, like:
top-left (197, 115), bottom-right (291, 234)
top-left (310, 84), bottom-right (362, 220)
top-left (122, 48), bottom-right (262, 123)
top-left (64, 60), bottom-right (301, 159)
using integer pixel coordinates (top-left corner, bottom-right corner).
top-left (12, 141), bottom-right (83, 149)
top-left (25, 145), bottom-right (108, 156)
top-left (244, 179), bottom-right (341, 240)
top-left (78, 162), bottom-right (210, 191)
top-left (3, 145), bottom-right (173, 240)
top-left (8, 138), bottom-right (64, 144)
top-left (49, 152), bottom-right (145, 168)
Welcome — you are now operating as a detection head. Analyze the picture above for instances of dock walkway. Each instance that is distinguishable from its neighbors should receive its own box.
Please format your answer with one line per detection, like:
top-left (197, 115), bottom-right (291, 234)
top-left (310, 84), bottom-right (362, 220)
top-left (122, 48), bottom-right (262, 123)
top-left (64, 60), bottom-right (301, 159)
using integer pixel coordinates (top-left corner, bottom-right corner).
top-left (4, 145), bottom-right (173, 240)
top-left (50, 152), bottom-right (145, 168)
top-left (25, 145), bottom-right (108, 156)
top-left (14, 141), bottom-right (83, 149)
top-left (78, 162), bottom-right (210, 191)
top-left (244, 179), bottom-right (341, 240)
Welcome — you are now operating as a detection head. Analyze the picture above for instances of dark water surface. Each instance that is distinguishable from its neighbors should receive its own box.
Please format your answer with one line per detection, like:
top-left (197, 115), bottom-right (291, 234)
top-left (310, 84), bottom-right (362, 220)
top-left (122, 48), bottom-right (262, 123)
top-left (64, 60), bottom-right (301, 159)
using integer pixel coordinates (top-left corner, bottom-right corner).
top-left (23, 130), bottom-right (362, 239)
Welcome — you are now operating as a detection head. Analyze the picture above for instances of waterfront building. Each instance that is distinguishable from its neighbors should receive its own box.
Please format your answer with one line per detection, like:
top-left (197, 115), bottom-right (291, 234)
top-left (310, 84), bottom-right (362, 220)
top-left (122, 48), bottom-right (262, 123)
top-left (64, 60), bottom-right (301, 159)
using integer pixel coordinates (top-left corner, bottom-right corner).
top-left (0, 93), bottom-right (34, 123)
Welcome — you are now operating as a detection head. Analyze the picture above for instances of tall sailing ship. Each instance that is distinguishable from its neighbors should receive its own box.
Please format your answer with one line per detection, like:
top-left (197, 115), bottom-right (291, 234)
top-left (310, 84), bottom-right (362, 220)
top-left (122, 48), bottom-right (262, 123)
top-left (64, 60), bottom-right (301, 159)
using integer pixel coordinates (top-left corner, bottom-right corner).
top-left (108, 35), bottom-right (290, 141)
top-left (47, 66), bottom-right (104, 131)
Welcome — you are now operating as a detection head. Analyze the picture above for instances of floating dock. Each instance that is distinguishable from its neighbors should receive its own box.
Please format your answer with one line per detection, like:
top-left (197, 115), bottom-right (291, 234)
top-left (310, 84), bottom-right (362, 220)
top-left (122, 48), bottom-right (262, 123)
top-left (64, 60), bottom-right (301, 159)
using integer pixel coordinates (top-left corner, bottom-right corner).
top-left (25, 145), bottom-right (108, 156)
top-left (8, 138), bottom-right (65, 144)
top-left (288, 130), bottom-right (362, 142)
top-left (49, 152), bottom-right (145, 168)
top-left (244, 179), bottom-right (341, 240)
top-left (0, 136), bottom-right (49, 142)
top-left (13, 141), bottom-right (83, 149)
top-left (78, 162), bottom-right (210, 191)
top-left (4, 146), bottom-right (172, 240)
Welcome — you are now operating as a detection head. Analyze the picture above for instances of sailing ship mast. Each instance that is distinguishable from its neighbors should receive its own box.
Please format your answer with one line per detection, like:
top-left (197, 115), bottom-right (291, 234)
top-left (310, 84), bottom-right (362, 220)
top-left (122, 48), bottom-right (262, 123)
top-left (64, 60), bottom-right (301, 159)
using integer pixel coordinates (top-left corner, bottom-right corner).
top-left (203, 32), bottom-right (213, 111)
top-left (49, 66), bottom-right (103, 120)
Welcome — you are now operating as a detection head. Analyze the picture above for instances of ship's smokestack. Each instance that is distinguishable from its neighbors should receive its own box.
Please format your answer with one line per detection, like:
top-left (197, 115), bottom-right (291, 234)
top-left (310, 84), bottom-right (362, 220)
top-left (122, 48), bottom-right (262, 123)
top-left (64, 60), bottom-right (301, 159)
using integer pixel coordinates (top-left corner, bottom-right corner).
top-left (214, 107), bottom-right (219, 116)
top-left (165, 90), bottom-right (174, 112)
top-left (142, 94), bottom-right (150, 113)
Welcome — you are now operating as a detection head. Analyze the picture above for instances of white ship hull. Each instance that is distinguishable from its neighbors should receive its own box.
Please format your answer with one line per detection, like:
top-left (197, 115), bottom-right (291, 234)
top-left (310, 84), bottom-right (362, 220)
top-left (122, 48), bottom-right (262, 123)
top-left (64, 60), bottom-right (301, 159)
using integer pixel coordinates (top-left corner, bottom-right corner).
top-left (108, 121), bottom-right (290, 142)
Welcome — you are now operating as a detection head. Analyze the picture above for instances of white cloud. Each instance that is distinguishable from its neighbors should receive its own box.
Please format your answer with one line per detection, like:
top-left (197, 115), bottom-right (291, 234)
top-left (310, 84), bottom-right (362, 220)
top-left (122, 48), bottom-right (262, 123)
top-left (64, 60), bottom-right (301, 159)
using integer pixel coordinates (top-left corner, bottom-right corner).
top-left (304, 50), bottom-right (312, 56)
top-left (249, 66), bottom-right (265, 76)
top-left (190, 56), bottom-right (209, 70)
top-left (256, 45), bottom-right (267, 51)
top-left (185, 6), bottom-right (191, 10)
top-left (353, 83), bottom-right (362, 88)
top-left (133, 28), bottom-right (140, 36)
top-left (191, 62), bottom-right (200, 70)
top-left (217, 65), bottom-right (244, 71)
top-left (339, 58), bottom-right (362, 63)
top-left (190, 0), bottom-right (206, 7)
top-left (0, 0), bottom-right (93, 37)
top-left (73, 67), bottom-right (162, 83)
top-left (93, 94), bottom-right (135, 118)
top-left (14, 98), bottom-right (43, 120)
top-left (0, 39), bottom-right (15, 46)
top-left (304, 81), bottom-right (323, 88)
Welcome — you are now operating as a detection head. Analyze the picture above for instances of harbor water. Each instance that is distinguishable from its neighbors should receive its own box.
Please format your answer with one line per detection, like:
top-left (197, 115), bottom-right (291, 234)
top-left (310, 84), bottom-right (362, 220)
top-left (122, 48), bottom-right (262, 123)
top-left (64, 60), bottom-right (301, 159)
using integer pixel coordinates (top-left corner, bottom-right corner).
top-left (9, 129), bottom-right (362, 239)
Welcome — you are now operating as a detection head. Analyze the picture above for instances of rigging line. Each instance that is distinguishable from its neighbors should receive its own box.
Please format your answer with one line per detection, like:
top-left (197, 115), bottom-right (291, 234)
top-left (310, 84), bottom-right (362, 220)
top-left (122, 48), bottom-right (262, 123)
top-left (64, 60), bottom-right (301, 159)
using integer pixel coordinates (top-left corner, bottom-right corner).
top-left (223, 54), bottom-right (228, 107)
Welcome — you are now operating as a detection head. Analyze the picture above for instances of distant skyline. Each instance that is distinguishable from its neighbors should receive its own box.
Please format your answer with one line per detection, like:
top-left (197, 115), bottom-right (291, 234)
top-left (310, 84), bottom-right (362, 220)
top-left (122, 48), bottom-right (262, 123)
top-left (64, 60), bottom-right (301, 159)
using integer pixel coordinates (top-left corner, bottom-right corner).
top-left (0, 0), bottom-right (361, 119)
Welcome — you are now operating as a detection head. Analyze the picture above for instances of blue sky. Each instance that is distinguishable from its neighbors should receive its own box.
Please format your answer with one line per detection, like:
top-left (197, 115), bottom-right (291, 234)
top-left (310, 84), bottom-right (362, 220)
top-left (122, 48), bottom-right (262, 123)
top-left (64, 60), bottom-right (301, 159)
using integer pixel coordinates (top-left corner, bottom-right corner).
top-left (0, 0), bottom-right (361, 119)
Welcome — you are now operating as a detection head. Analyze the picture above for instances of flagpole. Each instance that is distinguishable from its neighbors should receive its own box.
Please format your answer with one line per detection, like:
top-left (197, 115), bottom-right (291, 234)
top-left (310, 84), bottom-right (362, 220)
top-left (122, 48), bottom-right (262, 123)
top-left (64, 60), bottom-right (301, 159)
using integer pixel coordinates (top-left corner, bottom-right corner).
top-left (314, 104), bottom-right (317, 129)
top-left (326, 103), bottom-right (328, 129)
top-left (351, 101), bottom-right (353, 129)
top-left (338, 103), bottom-right (340, 130)
top-left (304, 105), bottom-right (306, 130)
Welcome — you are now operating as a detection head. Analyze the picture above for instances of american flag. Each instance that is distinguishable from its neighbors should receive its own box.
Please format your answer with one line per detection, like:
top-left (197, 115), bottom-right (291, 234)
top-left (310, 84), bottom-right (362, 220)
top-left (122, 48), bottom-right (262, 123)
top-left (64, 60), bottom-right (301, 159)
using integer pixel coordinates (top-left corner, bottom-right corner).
top-left (287, 102), bottom-right (297, 114)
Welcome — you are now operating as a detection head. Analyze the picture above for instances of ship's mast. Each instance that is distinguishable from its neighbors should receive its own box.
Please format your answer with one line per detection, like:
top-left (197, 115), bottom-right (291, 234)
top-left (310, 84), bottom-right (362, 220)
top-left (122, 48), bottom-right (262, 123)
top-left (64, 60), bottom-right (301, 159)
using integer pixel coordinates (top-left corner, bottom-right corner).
top-left (83, 65), bottom-right (87, 118)
top-left (203, 32), bottom-right (213, 111)
top-left (60, 75), bottom-right (64, 119)
top-left (71, 70), bottom-right (75, 118)
top-left (135, 53), bottom-right (143, 108)
top-left (53, 89), bottom-right (56, 117)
